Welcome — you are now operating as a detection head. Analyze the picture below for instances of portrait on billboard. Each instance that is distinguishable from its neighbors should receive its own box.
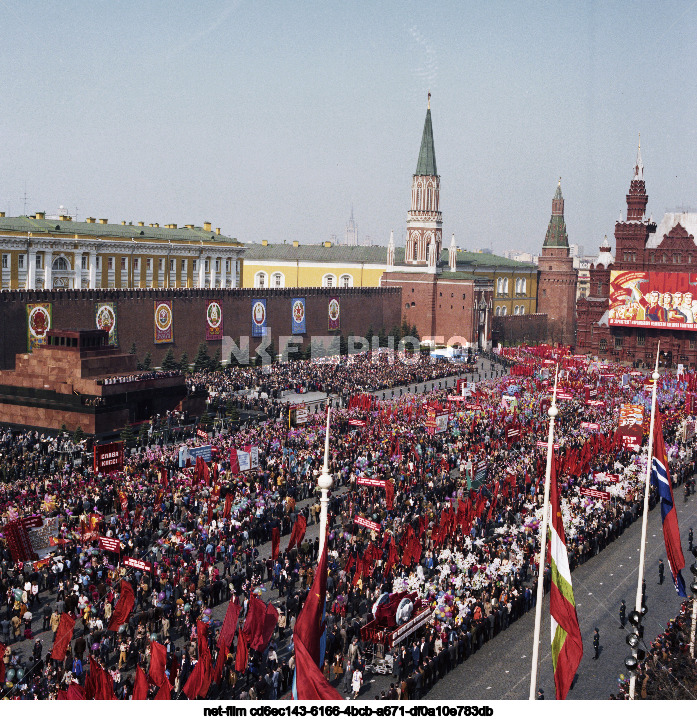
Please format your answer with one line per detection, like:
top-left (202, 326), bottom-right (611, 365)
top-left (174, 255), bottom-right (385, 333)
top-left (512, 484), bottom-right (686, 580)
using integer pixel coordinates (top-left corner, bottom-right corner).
top-left (609, 270), bottom-right (697, 329)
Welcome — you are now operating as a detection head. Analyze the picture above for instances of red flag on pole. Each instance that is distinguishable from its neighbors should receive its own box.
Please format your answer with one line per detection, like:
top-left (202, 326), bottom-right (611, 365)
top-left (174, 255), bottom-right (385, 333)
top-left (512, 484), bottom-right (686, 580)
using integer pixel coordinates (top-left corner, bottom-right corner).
top-left (148, 640), bottom-right (168, 687)
top-left (50, 613), bottom-right (75, 661)
top-left (133, 665), bottom-right (149, 700)
top-left (271, 527), bottom-right (280, 561)
top-left (108, 580), bottom-right (135, 632)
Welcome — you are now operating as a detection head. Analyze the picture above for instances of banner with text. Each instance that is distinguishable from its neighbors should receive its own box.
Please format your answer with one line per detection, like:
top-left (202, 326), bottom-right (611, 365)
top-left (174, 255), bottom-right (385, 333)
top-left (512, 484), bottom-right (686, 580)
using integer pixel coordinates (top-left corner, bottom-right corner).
top-left (94, 441), bottom-right (124, 474)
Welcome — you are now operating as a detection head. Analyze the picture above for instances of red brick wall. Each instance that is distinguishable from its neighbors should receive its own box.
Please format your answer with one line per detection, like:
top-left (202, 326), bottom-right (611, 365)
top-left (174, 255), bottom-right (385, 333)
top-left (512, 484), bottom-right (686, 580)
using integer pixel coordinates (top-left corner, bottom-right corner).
top-left (0, 287), bottom-right (402, 370)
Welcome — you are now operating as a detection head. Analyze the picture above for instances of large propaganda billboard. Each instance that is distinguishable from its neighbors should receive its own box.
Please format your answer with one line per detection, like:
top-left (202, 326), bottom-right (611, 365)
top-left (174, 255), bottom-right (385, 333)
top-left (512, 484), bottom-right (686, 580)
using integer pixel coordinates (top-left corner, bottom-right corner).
top-left (609, 270), bottom-right (697, 330)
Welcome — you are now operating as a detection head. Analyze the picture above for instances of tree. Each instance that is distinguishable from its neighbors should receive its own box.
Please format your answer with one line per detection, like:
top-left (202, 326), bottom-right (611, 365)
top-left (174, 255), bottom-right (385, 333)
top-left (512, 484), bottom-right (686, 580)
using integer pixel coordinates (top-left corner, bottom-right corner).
top-left (142, 352), bottom-right (152, 371)
top-left (390, 325), bottom-right (402, 347)
top-left (178, 352), bottom-right (189, 372)
top-left (160, 348), bottom-right (177, 371)
top-left (199, 410), bottom-right (213, 430)
top-left (129, 342), bottom-right (137, 355)
top-left (73, 426), bottom-right (84, 444)
top-left (366, 326), bottom-right (375, 347)
top-left (120, 424), bottom-right (136, 449)
top-left (210, 347), bottom-right (222, 372)
top-left (138, 424), bottom-right (149, 449)
top-left (193, 342), bottom-right (211, 373)
top-left (378, 327), bottom-right (388, 348)
top-left (410, 324), bottom-right (420, 341)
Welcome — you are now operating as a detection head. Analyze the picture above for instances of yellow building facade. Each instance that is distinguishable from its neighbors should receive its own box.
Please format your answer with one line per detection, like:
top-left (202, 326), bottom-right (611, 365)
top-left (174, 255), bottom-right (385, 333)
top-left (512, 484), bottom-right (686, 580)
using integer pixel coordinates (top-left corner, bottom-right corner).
top-left (242, 240), bottom-right (539, 316)
top-left (0, 213), bottom-right (244, 290)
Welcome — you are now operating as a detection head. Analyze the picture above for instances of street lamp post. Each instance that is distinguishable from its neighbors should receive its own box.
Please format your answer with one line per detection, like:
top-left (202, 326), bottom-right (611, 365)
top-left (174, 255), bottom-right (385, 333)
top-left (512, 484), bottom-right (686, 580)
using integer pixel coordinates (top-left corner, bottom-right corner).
top-left (317, 405), bottom-right (333, 557)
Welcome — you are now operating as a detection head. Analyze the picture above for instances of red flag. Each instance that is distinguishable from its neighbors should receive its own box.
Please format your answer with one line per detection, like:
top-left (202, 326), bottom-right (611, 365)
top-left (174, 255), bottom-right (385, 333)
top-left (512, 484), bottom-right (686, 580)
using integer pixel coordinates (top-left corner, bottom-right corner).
top-left (385, 539), bottom-right (398, 576)
top-left (149, 640), bottom-right (168, 687)
top-left (213, 641), bottom-right (229, 684)
top-left (286, 514), bottom-right (307, 552)
top-left (293, 634), bottom-right (343, 700)
top-left (271, 527), bottom-right (280, 561)
top-left (242, 594), bottom-right (266, 650)
top-left (66, 683), bottom-right (86, 700)
top-left (229, 449), bottom-right (240, 475)
top-left (182, 623), bottom-right (212, 700)
top-left (294, 534), bottom-right (329, 666)
top-left (235, 628), bottom-right (249, 672)
top-left (256, 602), bottom-right (279, 651)
top-left (133, 665), bottom-right (149, 700)
top-left (86, 656), bottom-right (116, 700)
top-left (385, 478), bottom-right (394, 510)
top-left (219, 600), bottom-right (241, 651)
top-left (293, 533), bottom-right (342, 700)
top-left (50, 613), bottom-right (75, 661)
top-left (223, 493), bottom-right (233, 519)
top-left (0, 643), bottom-right (4, 690)
top-left (154, 675), bottom-right (172, 700)
top-left (196, 620), bottom-right (213, 699)
top-left (108, 580), bottom-right (135, 632)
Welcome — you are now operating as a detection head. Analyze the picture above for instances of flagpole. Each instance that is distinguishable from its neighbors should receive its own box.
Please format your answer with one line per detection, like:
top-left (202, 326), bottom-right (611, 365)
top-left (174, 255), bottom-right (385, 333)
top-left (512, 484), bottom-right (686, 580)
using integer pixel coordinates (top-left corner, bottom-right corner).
top-left (629, 344), bottom-right (660, 701)
top-left (317, 404), bottom-right (333, 558)
top-left (529, 364), bottom-right (560, 700)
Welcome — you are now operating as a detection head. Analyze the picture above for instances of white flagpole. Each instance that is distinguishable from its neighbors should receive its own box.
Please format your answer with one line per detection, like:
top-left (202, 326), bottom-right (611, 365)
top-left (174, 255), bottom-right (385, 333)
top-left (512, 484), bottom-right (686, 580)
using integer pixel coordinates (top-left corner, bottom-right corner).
top-left (629, 343), bottom-right (660, 700)
top-left (317, 404), bottom-right (333, 557)
top-left (529, 364), bottom-right (560, 700)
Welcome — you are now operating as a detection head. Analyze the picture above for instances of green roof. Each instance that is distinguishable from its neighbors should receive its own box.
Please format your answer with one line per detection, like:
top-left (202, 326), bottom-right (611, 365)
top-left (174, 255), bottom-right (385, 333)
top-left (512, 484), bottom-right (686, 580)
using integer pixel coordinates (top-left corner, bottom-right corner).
top-left (0, 215), bottom-right (240, 245)
top-left (243, 242), bottom-right (536, 270)
top-left (415, 108), bottom-right (437, 176)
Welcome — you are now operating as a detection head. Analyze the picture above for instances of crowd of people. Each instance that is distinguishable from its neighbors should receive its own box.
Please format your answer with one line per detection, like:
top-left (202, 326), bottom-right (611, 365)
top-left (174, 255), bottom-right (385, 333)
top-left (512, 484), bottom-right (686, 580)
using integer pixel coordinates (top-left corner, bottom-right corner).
top-left (0, 346), bottom-right (695, 700)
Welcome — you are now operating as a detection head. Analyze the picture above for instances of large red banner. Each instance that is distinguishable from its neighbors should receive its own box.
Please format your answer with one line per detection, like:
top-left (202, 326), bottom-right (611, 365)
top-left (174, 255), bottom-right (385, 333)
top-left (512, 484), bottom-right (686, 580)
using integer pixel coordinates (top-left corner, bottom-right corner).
top-left (94, 441), bottom-right (124, 474)
top-left (609, 270), bottom-right (697, 329)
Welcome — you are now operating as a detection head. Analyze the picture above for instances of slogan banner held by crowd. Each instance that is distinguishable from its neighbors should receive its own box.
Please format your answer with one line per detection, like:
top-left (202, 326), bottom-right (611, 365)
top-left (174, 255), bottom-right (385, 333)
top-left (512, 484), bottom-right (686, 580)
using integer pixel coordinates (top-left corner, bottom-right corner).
top-left (178, 444), bottom-right (212, 467)
top-left (357, 477), bottom-right (386, 488)
top-left (93, 441), bottom-right (124, 474)
top-left (98, 536), bottom-right (122, 553)
top-left (124, 557), bottom-right (153, 573)
top-left (580, 487), bottom-right (611, 501)
top-left (353, 515), bottom-right (381, 532)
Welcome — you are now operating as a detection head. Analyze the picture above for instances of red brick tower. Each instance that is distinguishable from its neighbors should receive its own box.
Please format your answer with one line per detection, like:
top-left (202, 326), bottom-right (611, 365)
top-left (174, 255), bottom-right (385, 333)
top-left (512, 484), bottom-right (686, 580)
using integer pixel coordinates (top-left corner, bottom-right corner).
top-left (536, 180), bottom-right (578, 344)
top-left (614, 139), bottom-right (654, 270)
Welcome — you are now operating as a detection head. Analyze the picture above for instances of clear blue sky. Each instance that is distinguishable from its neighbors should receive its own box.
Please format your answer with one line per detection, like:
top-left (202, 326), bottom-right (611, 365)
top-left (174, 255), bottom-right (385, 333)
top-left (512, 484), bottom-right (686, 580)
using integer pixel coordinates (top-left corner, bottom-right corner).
top-left (2, 1), bottom-right (697, 256)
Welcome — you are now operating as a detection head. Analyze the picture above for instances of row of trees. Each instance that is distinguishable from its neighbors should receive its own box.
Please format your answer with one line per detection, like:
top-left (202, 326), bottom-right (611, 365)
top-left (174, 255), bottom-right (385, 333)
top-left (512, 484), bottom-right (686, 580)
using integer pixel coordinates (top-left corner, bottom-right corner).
top-left (127, 320), bottom-right (421, 373)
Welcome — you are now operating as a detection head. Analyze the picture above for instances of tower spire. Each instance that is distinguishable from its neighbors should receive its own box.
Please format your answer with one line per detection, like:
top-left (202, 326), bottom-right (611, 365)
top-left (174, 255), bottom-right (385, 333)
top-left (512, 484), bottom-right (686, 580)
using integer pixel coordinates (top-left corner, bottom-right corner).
top-left (634, 133), bottom-right (643, 180)
top-left (543, 180), bottom-right (568, 248)
top-left (415, 101), bottom-right (437, 176)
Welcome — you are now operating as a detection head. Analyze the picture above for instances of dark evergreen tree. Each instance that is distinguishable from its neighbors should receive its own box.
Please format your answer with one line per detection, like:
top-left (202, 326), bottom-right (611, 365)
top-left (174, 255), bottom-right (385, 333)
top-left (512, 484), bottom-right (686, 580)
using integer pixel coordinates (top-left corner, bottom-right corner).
top-left (178, 351), bottom-right (189, 372)
top-left (193, 342), bottom-right (211, 372)
top-left (142, 352), bottom-right (152, 371)
top-left (129, 342), bottom-right (137, 355)
top-left (120, 424), bottom-right (136, 449)
top-left (160, 348), bottom-right (177, 371)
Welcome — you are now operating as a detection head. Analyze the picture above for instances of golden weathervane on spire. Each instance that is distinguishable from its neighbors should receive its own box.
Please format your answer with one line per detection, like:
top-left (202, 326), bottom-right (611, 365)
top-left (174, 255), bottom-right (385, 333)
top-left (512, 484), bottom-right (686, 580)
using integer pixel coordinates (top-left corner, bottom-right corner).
top-left (428, 92), bottom-right (431, 110)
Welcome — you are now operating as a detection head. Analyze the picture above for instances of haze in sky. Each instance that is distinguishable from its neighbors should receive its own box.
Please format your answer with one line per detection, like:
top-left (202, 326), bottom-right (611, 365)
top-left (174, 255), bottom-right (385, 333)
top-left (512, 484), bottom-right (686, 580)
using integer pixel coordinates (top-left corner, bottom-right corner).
top-left (2, 1), bottom-right (697, 257)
